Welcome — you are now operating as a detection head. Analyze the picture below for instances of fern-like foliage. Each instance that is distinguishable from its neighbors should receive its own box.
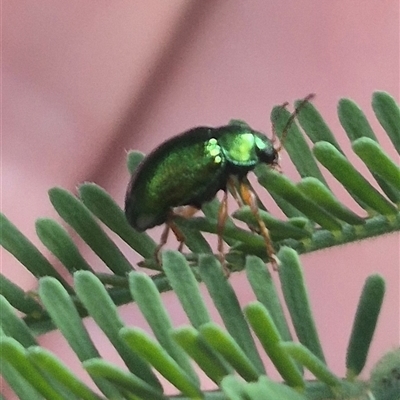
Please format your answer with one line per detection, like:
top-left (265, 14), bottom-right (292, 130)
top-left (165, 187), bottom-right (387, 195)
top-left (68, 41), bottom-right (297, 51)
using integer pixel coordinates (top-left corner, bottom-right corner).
top-left (1, 92), bottom-right (399, 399)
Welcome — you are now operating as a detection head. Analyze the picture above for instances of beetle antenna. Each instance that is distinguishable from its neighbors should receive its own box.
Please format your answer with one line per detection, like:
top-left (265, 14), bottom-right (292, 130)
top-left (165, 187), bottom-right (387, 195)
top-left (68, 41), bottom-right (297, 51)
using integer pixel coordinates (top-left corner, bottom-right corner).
top-left (271, 101), bottom-right (289, 145)
top-left (274, 93), bottom-right (315, 153)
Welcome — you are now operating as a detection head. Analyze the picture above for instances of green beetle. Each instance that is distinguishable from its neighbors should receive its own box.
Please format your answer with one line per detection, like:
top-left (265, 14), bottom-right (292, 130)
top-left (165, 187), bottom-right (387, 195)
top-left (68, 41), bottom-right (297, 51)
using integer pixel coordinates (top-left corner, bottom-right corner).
top-left (125, 124), bottom-right (277, 269)
top-left (125, 95), bottom-right (314, 272)
top-left (125, 125), bottom-right (277, 230)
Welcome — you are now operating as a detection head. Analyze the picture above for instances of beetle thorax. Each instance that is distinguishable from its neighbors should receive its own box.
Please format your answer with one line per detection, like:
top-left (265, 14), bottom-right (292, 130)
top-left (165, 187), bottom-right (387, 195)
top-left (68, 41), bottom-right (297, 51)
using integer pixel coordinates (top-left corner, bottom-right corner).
top-left (218, 132), bottom-right (261, 167)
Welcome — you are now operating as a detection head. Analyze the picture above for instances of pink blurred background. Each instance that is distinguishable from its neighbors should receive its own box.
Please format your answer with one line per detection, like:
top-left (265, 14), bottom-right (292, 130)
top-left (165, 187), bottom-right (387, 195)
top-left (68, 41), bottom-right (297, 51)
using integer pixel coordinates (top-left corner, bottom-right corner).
top-left (2, 1), bottom-right (399, 397)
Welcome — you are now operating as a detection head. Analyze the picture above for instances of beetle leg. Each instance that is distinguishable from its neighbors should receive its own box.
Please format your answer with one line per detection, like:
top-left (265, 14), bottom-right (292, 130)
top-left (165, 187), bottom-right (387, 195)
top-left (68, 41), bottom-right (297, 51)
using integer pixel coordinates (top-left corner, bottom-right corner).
top-left (174, 205), bottom-right (199, 219)
top-left (239, 182), bottom-right (279, 270)
top-left (217, 189), bottom-right (230, 276)
top-left (155, 223), bottom-right (171, 265)
top-left (227, 176), bottom-right (245, 208)
top-left (170, 206), bottom-right (199, 252)
top-left (169, 219), bottom-right (186, 252)
top-left (155, 210), bottom-right (187, 265)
